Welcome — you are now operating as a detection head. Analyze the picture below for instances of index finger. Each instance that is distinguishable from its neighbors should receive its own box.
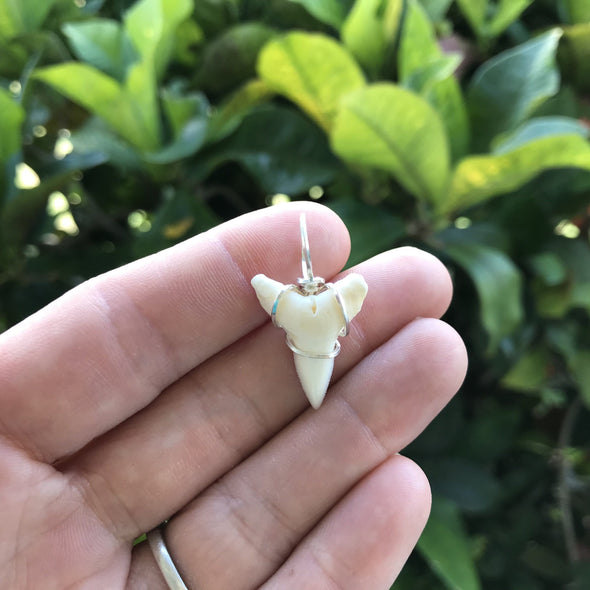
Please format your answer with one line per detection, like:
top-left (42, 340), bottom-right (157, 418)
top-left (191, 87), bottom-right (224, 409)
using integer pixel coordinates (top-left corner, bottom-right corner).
top-left (0, 203), bottom-right (350, 462)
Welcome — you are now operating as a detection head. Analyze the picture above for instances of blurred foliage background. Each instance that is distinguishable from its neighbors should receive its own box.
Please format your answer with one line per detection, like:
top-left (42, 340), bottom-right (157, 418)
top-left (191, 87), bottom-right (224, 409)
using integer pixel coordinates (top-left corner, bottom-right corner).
top-left (1, 0), bottom-right (590, 588)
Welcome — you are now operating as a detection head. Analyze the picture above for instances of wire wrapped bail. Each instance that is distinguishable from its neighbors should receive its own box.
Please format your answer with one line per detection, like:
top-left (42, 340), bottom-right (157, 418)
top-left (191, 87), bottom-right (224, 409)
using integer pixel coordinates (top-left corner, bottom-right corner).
top-left (298, 213), bottom-right (326, 295)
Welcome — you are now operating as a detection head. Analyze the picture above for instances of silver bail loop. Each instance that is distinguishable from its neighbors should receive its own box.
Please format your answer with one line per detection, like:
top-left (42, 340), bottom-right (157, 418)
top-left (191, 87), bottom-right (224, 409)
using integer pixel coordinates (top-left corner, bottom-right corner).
top-left (300, 213), bottom-right (314, 282)
top-left (298, 213), bottom-right (325, 294)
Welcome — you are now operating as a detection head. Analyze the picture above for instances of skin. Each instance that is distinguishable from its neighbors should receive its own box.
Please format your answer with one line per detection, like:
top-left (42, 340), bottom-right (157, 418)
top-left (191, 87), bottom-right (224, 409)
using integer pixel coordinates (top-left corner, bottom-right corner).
top-left (0, 202), bottom-right (467, 590)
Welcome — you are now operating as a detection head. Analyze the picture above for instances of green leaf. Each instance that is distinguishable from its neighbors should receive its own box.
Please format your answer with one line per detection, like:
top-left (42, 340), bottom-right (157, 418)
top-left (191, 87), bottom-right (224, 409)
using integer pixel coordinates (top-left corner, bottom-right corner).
top-left (144, 117), bottom-right (208, 164)
top-left (561, 0), bottom-right (590, 24)
top-left (124, 0), bottom-right (193, 77)
top-left (288, 0), bottom-right (347, 29)
top-left (0, 0), bottom-right (59, 39)
top-left (398, 0), bottom-right (469, 160)
top-left (403, 55), bottom-right (462, 95)
top-left (420, 0), bottom-right (453, 21)
top-left (467, 30), bottom-right (562, 151)
top-left (561, 24), bottom-right (590, 92)
top-left (444, 133), bottom-right (590, 213)
top-left (257, 32), bottom-right (365, 131)
top-left (62, 19), bottom-right (138, 82)
top-left (493, 116), bottom-right (589, 152)
top-left (341, 0), bottom-right (403, 74)
top-left (0, 88), bottom-right (24, 161)
top-left (194, 106), bottom-right (341, 195)
top-left (398, 0), bottom-right (441, 81)
top-left (161, 86), bottom-right (209, 138)
top-left (443, 238), bottom-right (523, 350)
top-left (331, 83), bottom-right (450, 204)
top-left (529, 251), bottom-right (569, 286)
top-left (417, 496), bottom-right (482, 590)
top-left (34, 63), bottom-right (159, 150)
top-left (456, 0), bottom-right (487, 36)
top-left (502, 346), bottom-right (552, 392)
top-left (197, 23), bottom-right (275, 95)
top-left (207, 79), bottom-right (274, 143)
top-left (489, 0), bottom-right (534, 38)
top-left (70, 117), bottom-right (143, 169)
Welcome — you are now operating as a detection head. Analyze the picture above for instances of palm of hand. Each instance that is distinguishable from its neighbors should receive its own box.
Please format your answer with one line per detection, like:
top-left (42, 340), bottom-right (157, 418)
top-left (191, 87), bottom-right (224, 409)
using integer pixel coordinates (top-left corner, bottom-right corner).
top-left (0, 204), bottom-right (466, 590)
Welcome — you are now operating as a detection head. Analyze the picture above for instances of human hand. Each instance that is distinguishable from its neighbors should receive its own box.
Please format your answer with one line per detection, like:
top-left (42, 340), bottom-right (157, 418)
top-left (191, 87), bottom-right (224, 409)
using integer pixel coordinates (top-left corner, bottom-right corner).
top-left (0, 203), bottom-right (467, 590)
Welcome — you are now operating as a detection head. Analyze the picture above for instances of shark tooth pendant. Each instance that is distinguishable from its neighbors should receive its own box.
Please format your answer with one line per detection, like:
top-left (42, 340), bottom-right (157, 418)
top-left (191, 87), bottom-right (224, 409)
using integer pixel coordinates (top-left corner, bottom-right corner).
top-left (251, 214), bottom-right (368, 409)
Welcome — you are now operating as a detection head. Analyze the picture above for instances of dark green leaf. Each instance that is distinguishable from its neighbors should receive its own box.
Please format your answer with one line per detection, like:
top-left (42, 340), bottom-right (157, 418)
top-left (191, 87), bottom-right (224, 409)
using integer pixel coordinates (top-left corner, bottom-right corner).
top-left (257, 31), bottom-right (365, 131)
top-left (161, 86), bottom-right (209, 138)
top-left (328, 200), bottom-right (406, 266)
top-left (144, 117), bottom-right (208, 163)
top-left (288, 0), bottom-right (347, 29)
top-left (2, 152), bottom-right (107, 249)
top-left (423, 457), bottom-right (501, 512)
top-left (468, 30), bottom-right (562, 151)
top-left (417, 496), bottom-right (482, 590)
top-left (197, 23), bottom-right (275, 95)
top-left (194, 106), bottom-right (341, 194)
top-left (331, 83), bottom-right (450, 204)
top-left (529, 252), bottom-right (568, 286)
top-left (0, 87), bottom-right (24, 161)
top-left (207, 80), bottom-right (274, 143)
top-left (443, 237), bottom-right (524, 350)
top-left (567, 350), bottom-right (590, 408)
top-left (70, 117), bottom-right (143, 169)
top-left (502, 346), bottom-right (552, 392)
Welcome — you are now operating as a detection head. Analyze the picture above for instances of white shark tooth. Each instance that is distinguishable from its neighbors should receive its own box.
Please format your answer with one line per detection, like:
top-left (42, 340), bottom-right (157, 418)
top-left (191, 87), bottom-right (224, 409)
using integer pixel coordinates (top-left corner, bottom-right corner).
top-left (250, 214), bottom-right (368, 409)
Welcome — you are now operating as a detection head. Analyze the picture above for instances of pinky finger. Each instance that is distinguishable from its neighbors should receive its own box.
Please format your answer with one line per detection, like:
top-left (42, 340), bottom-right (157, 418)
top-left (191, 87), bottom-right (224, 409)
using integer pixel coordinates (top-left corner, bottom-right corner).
top-left (261, 455), bottom-right (431, 590)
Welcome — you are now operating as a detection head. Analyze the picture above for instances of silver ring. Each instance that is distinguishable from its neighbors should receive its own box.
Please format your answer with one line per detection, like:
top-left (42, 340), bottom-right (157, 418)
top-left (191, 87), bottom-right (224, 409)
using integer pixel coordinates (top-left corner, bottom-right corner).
top-left (147, 526), bottom-right (189, 590)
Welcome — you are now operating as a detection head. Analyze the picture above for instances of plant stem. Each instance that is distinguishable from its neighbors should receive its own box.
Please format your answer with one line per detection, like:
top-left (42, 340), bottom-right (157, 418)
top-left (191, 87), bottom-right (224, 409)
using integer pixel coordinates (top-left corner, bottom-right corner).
top-left (556, 396), bottom-right (582, 563)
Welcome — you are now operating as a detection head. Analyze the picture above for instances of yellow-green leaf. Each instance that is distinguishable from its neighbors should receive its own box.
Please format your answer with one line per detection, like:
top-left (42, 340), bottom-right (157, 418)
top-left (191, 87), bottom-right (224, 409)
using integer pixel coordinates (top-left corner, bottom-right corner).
top-left (124, 0), bottom-right (193, 77)
top-left (0, 0), bottom-right (58, 39)
top-left (398, 0), bottom-right (469, 160)
top-left (341, 0), bottom-right (403, 74)
top-left (331, 83), bottom-right (450, 204)
top-left (444, 134), bottom-right (590, 213)
top-left (257, 32), bottom-right (365, 131)
top-left (35, 63), bottom-right (159, 150)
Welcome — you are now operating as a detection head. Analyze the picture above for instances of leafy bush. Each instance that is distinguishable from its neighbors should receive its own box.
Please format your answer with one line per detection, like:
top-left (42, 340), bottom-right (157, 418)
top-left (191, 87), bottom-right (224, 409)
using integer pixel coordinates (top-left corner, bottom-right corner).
top-left (1, 0), bottom-right (590, 588)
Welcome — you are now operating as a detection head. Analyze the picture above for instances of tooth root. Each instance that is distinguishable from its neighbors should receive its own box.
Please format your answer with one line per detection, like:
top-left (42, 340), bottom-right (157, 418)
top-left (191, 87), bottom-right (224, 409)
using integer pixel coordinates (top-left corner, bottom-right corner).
top-left (294, 355), bottom-right (334, 409)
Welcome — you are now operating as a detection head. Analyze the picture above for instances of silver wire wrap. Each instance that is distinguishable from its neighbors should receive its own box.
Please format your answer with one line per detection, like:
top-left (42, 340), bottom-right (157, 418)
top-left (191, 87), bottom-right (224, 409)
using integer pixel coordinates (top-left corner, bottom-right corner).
top-left (147, 526), bottom-right (190, 590)
top-left (269, 214), bottom-right (351, 360)
top-left (286, 334), bottom-right (342, 359)
top-left (271, 282), bottom-right (350, 359)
